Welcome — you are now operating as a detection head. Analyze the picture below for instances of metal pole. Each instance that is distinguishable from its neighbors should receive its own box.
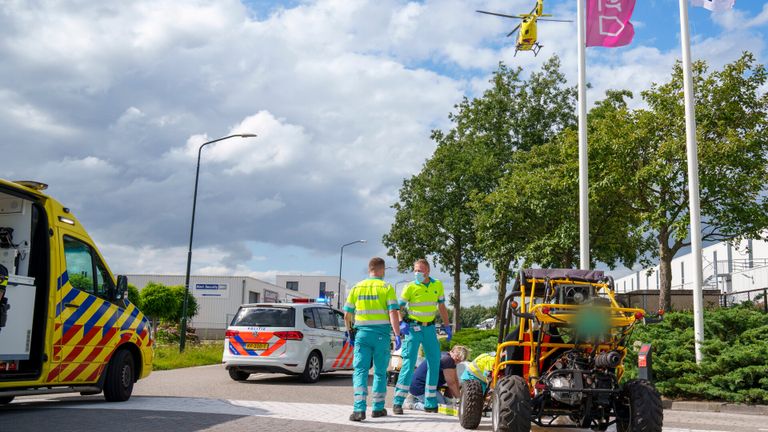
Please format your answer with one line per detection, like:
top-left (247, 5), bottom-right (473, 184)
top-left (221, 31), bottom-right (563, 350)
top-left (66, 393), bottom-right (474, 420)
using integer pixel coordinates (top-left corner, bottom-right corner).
top-left (678, 0), bottom-right (705, 364)
top-left (336, 240), bottom-right (366, 309)
top-left (337, 245), bottom-right (344, 309)
top-left (577, 0), bottom-right (589, 270)
top-left (180, 133), bottom-right (256, 352)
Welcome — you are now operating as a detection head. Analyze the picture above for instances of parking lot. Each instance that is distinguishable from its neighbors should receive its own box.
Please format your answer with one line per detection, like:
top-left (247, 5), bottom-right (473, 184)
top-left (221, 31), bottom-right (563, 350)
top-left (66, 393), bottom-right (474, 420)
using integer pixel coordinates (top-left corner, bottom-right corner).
top-left (1, 365), bottom-right (766, 432)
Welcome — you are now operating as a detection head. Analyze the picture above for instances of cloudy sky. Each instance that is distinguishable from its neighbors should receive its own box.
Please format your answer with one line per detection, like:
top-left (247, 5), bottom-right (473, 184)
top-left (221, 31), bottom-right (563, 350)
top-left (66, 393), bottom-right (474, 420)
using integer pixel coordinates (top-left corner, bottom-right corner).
top-left (1, 0), bottom-right (766, 306)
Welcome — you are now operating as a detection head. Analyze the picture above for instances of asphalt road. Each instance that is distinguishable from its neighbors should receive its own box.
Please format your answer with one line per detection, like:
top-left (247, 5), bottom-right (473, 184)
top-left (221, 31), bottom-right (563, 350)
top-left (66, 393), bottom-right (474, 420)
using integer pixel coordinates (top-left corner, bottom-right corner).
top-left (1, 365), bottom-right (766, 432)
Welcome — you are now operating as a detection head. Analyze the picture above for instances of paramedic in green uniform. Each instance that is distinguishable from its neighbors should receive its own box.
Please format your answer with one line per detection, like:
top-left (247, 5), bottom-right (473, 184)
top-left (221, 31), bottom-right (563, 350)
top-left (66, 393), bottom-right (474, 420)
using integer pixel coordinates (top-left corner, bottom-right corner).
top-left (393, 258), bottom-right (452, 414)
top-left (344, 257), bottom-right (402, 421)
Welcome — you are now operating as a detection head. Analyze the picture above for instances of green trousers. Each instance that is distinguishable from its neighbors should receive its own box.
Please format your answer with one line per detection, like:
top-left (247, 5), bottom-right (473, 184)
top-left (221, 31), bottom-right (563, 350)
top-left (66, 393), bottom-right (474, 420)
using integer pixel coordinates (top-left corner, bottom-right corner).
top-left (352, 325), bottom-right (391, 412)
top-left (393, 324), bottom-right (440, 409)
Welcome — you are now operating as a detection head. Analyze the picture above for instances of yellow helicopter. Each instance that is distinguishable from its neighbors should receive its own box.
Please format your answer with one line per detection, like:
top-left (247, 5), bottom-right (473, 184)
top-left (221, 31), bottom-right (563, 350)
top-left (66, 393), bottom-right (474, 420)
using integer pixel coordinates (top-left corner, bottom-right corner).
top-left (477, 0), bottom-right (572, 56)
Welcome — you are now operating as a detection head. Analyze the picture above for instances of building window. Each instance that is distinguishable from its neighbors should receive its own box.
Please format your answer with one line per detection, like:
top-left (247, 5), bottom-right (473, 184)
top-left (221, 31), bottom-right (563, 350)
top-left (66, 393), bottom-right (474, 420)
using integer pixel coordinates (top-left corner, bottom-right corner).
top-left (286, 281), bottom-right (299, 291)
top-left (264, 289), bottom-right (279, 303)
top-left (319, 281), bottom-right (326, 297)
top-left (249, 291), bottom-right (260, 303)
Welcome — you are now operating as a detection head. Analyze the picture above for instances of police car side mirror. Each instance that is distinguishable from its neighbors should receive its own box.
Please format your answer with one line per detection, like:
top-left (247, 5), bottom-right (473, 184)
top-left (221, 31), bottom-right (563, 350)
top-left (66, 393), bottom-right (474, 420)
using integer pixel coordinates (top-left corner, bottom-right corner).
top-left (114, 275), bottom-right (128, 302)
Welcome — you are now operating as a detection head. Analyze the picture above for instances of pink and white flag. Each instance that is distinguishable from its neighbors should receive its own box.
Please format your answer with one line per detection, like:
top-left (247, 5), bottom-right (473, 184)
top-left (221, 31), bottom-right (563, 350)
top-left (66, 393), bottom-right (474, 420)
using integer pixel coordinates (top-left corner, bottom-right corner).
top-left (586, 0), bottom-right (636, 48)
top-left (691, 0), bottom-right (735, 12)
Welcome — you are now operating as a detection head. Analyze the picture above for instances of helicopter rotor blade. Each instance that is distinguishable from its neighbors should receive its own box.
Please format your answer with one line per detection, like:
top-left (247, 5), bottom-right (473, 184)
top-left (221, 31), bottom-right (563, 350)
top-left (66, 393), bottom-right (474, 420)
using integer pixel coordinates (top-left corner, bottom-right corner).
top-left (530, 3), bottom-right (538, 15)
top-left (538, 18), bottom-right (574, 22)
top-left (506, 24), bottom-right (521, 37)
top-left (476, 10), bottom-right (525, 20)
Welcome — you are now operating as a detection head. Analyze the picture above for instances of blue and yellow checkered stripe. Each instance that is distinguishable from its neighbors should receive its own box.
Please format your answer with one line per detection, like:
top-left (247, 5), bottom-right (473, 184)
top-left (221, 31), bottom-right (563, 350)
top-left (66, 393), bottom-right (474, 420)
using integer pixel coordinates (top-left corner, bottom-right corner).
top-left (47, 271), bottom-right (150, 384)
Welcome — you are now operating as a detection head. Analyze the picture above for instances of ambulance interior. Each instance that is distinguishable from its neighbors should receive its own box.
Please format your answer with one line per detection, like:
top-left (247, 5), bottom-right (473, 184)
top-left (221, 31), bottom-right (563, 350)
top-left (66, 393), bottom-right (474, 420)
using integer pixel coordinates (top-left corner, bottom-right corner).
top-left (0, 191), bottom-right (50, 380)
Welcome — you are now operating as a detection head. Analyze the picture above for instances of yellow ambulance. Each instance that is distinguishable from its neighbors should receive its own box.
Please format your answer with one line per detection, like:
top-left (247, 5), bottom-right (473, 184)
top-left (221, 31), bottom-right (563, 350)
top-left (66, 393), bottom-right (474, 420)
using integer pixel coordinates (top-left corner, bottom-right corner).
top-left (0, 179), bottom-right (153, 404)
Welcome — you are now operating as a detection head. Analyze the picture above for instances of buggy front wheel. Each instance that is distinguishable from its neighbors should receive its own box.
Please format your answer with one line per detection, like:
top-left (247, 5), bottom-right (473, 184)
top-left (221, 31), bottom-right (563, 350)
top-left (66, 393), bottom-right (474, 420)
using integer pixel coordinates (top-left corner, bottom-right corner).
top-left (459, 379), bottom-right (484, 429)
top-left (491, 376), bottom-right (531, 432)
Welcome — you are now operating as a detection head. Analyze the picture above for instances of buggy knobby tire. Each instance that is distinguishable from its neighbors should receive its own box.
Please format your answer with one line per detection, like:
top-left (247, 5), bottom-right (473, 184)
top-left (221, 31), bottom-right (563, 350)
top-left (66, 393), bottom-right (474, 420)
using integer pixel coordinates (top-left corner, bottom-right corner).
top-left (228, 368), bottom-right (250, 381)
top-left (300, 351), bottom-right (322, 383)
top-left (103, 349), bottom-right (135, 402)
top-left (492, 376), bottom-right (531, 432)
top-left (616, 379), bottom-right (663, 432)
top-left (459, 379), bottom-right (484, 429)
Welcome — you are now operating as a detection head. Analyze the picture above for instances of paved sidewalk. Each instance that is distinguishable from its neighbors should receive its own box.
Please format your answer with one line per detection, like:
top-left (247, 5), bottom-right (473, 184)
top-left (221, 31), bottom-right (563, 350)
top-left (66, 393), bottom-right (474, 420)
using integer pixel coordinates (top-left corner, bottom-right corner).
top-left (43, 395), bottom-right (761, 432)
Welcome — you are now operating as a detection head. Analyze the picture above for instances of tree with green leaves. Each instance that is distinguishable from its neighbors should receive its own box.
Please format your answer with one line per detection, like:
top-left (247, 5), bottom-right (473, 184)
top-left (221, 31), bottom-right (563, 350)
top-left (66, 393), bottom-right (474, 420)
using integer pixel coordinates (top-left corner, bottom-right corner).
top-left (139, 282), bottom-right (179, 336)
top-left (167, 285), bottom-right (199, 325)
top-left (465, 57), bottom-right (579, 320)
top-left (475, 127), bottom-right (647, 325)
top-left (590, 53), bottom-right (768, 311)
top-left (127, 283), bottom-right (141, 308)
top-left (383, 132), bottom-right (483, 331)
top-left (385, 56), bottom-right (578, 329)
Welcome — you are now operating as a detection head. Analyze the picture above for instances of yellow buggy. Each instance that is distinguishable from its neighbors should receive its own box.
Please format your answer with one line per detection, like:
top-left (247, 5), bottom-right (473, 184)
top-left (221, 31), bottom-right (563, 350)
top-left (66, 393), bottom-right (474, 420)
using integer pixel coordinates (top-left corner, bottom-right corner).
top-left (458, 269), bottom-right (664, 432)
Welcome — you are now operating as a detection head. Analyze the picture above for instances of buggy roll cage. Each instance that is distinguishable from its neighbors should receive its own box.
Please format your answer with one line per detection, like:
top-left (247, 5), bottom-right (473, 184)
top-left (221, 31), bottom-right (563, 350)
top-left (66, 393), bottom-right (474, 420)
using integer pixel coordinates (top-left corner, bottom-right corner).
top-left (492, 269), bottom-right (663, 389)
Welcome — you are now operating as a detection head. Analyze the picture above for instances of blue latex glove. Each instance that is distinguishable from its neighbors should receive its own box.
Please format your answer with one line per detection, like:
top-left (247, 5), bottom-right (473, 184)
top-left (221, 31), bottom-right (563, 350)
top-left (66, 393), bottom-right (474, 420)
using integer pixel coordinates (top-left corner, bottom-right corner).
top-left (399, 321), bottom-right (410, 336)
top-left (445, 325), bottom-right (453, 342)
top-left (345, 330), bottom-right (355, 347)
top-left (395, 335), bottom-right (402, 350)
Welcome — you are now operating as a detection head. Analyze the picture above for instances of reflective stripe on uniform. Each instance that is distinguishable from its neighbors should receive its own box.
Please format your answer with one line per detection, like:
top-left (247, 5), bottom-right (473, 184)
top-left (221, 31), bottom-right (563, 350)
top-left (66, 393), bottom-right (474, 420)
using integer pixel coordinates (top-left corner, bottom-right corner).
top-left (372, 392), bottom-right (386, 402)
top-left (357, 309), bottom-right (387, 315)
top-left (358, 295), bottom-right (379, 300)
top-left (409, 310), bottom-right (435, 318)
top-left (409, 301), bottom-right (436, 307)
top-left (345, 302), bottom-right (355, 310)
top-left (395, 389), bottom-right (409, 398)
top-left (354, 395), bottom-right (367, 401)
top-left (354, 386), bottom-right (367, 393)
top-left (356, 319), bottom-right (390, 326)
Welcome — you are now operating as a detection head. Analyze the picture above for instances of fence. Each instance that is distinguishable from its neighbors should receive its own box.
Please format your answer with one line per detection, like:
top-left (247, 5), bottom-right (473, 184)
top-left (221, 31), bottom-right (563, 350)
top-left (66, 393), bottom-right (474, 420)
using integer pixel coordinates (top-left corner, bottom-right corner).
top-left (721, 287), bottom-right (768, 312)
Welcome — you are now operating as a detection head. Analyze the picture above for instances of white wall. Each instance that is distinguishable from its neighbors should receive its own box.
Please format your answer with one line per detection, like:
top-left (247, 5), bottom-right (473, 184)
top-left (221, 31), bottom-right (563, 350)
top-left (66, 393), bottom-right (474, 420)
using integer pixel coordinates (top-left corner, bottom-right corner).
top-left (612, 235), bottom-right (768, 294)
top-left (126, 274), bottom-right (313, 331)
top-left (276, 274), bottom-right (346, 302)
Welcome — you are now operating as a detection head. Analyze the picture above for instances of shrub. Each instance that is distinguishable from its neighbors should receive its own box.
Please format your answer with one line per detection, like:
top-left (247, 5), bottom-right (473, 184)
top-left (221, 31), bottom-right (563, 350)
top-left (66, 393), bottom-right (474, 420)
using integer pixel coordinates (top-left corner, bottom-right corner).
top-left (624, 306), bottom-right (768, 404)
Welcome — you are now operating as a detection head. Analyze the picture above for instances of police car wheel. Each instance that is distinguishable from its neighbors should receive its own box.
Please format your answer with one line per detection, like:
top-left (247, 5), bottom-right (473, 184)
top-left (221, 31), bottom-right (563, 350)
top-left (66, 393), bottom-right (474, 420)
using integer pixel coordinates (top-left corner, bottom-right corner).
top-left (103, 349), bottom-right (135, 402)
top-left (0, 396), bottom-right (14, 405)
top-left (301, 351), bottom-right (322, 383)
top-left (229, 368), bottom-right (250, 381)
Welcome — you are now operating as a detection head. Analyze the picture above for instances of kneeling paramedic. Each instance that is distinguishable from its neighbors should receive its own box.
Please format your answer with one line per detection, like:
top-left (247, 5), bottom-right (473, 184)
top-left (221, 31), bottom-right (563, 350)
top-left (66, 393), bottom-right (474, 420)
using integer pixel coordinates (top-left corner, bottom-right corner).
top-left (393, 258), bottom-right (452, 414)
top-left (344, 257), bottom-right (402, 422)
top-left (460, 352), bottom-right (496, 393)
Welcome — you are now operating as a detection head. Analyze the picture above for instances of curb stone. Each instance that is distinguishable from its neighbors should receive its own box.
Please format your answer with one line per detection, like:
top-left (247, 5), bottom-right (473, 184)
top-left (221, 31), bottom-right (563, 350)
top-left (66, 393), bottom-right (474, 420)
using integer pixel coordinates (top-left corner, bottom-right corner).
top-left (663, 400), bottom-right (768, 416)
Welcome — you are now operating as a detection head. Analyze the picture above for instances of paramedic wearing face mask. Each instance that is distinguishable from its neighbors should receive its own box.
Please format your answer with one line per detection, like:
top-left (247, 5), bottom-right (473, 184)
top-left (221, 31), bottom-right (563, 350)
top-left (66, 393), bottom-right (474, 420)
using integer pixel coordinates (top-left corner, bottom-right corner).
top-left (392, 259), bottom-right (452, 414)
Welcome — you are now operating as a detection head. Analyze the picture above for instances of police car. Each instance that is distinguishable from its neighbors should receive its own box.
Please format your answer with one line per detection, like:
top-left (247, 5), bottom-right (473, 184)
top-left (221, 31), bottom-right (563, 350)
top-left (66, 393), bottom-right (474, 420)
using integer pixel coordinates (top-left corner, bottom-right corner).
top-left (222, 298), bottom-right (353, 383)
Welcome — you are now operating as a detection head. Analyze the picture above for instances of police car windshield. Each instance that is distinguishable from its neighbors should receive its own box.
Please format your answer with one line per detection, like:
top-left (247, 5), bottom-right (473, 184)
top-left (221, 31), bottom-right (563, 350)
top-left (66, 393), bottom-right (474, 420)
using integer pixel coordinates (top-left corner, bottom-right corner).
top-left (232, 307), bottom-right (295, 327)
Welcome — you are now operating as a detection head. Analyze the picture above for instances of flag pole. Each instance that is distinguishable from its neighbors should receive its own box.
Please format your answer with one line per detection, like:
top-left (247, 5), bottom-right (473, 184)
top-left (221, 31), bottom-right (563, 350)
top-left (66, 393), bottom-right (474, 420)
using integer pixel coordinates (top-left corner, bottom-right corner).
top-left (678, 0), bottom-right (705, 364)
top-left (578, 0), bottom-right (589, 270)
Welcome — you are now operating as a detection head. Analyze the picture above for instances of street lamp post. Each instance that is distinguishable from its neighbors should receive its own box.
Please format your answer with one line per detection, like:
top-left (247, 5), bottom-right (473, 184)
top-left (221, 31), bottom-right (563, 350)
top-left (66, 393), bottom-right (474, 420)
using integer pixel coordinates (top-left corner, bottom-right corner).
top-left (337, 240), bottom-right (366, 308)
top-left (180, 133), bottom-right (257, 352)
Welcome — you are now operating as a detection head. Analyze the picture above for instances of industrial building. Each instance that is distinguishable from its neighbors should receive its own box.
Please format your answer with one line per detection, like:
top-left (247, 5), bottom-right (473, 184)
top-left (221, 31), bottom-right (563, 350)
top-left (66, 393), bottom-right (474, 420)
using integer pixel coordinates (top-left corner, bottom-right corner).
top-left (125, 274), bottom-right (343, 339)
top-left (612, 236), bottom-right (768, 310)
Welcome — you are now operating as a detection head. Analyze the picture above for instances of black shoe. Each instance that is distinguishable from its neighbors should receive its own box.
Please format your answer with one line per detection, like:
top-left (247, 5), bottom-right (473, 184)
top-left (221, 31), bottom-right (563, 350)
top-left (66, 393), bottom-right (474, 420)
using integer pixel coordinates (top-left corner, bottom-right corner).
top-left (393, 404), bottom-right (404, 415)
top-left (372, 409), bottom-right (387, 418)
top-left (349, 411), bottom-right (365, 421)
top-left (424, 406), bottom-right (438, 413)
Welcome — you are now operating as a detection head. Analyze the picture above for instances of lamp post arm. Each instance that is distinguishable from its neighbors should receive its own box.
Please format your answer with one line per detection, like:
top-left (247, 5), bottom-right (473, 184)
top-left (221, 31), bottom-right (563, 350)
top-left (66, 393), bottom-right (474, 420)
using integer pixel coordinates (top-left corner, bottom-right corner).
top-left (337, 246), bottom-right (345, 309)
top-left (180, 133), bottom-right (256, 352)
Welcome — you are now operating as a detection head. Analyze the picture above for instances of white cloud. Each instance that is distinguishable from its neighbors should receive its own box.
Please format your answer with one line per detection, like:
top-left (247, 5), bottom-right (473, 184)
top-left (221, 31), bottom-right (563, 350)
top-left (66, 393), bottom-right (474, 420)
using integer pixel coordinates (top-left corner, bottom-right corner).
top-left (0, 0), bottom-right (765, 280)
